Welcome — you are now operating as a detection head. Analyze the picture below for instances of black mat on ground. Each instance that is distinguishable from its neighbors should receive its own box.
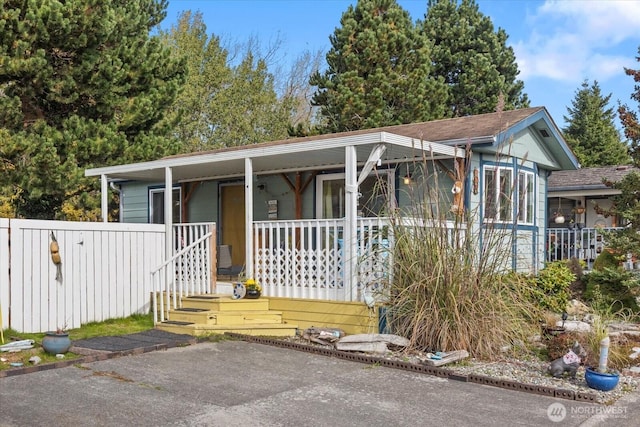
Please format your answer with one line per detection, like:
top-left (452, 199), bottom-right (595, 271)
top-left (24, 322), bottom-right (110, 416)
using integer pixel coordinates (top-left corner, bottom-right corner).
top-left (71, 329), bottom-right (195, 352)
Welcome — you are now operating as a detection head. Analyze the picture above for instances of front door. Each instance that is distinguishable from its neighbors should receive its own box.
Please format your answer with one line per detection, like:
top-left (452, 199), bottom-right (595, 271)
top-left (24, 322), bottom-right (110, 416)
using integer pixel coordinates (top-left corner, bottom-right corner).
top-left (220, 184), bottom-right (245, 267)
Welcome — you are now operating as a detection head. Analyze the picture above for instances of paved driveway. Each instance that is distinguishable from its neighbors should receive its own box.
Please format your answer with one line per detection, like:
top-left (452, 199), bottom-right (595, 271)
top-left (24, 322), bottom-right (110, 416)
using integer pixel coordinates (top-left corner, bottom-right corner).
top-left (0, 340), bottom-right (637, 426)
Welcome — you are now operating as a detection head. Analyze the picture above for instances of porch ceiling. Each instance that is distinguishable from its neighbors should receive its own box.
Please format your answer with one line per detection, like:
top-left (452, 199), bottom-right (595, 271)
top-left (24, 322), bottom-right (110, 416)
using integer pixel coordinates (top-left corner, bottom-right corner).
top-left (86, 132), bottom-right (464, 183)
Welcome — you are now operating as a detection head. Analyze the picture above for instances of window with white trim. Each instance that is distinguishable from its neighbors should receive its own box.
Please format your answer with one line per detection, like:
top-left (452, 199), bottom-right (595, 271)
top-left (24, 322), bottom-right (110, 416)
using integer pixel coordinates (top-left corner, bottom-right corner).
top-left (518, 171), bottom-right (535, 224)
top-left (149, 187), bottom-right (181, 224)
top-left (316, 170), bottom-right (395, 219)
top-left (484, 166), bottom-right (535, 224)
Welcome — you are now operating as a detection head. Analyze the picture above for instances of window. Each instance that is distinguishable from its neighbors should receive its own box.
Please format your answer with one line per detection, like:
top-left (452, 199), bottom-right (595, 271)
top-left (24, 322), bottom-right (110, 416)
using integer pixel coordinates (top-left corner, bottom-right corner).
top-left (316, 171), bottom-right (394, 219)
top-left (149, 187), bottom-right (181, 224)
top-left (518, 171), bottom-right (535, 224)
top-left (484, 166), bottom-right (535, 224)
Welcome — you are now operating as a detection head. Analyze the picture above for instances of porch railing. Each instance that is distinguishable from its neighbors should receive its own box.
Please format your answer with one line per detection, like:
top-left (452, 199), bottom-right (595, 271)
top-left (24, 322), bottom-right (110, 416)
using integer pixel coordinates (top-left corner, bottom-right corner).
top-left (546, 227), bottom-right (622, 269)
top-left (151, 223), bottom-right (215, 323)
top-left (253, 218), bottom-right (392, 301)
top-left (253, 217), bottom-right (460, 302)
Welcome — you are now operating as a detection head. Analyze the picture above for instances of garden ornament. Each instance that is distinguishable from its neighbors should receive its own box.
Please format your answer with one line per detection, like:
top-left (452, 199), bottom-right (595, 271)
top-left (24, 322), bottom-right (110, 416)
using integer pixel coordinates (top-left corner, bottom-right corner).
top-left (548, 341), bottom-right (587, 378)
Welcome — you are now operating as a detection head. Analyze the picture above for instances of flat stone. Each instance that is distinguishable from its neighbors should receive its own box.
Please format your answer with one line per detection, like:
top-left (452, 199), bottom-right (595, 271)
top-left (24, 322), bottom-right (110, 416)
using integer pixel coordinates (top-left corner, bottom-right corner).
top-left (556, 320), bottom-right (591, 332)
top-left (338, 334), bottom-right (410, 347)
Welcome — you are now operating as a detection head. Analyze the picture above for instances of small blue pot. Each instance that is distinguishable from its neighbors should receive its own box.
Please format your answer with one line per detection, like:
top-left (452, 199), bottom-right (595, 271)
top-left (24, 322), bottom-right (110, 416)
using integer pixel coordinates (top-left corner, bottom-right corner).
top-left (585, 367), bottom-right (620, 391)
top-left (41, 331), bottom-right (72, 355)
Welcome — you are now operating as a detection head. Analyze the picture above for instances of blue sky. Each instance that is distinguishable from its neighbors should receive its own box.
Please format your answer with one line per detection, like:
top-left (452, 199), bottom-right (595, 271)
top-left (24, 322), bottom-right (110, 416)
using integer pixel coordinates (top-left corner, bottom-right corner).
top-left (163, 0), bottom-right (640, 129)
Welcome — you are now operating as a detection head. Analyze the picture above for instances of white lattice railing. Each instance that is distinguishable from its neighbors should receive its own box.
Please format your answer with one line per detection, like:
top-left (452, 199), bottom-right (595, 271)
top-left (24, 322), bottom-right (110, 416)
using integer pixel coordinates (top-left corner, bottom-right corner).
top-left (253, 218), bottom-right (404, 302)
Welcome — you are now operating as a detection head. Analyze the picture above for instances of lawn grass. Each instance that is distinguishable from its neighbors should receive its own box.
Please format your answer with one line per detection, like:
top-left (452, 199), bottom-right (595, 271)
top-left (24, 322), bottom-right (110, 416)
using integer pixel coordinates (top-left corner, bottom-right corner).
top-left (1, 313), bottom-right (154, 371)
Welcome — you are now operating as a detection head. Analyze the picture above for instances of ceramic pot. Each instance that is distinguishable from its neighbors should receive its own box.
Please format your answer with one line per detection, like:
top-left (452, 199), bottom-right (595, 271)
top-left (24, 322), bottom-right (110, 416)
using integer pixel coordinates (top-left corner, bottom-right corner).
top-left (245, 288), bottom-right (261, 299)
top-left (41, 331), bottom-right (72, 355)
top-left (585, 367), bottom-right (619, 391)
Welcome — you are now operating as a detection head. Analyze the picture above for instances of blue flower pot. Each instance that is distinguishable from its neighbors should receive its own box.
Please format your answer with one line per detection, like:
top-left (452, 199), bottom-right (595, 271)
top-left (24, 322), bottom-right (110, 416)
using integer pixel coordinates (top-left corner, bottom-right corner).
top-left (41, 331), bottom-right (72, 355)
top-left (585, 367), bottom-right (620, 391)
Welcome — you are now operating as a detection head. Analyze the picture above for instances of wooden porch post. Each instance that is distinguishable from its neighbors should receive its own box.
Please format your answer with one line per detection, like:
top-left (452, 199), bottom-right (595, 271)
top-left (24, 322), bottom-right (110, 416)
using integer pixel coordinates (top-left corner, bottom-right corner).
top-left (164, 167), bottom-right (173, 262)
top-left (244, 158), bottom-right (254, 279)
top-left (345, 145), bottom-right (358, 302)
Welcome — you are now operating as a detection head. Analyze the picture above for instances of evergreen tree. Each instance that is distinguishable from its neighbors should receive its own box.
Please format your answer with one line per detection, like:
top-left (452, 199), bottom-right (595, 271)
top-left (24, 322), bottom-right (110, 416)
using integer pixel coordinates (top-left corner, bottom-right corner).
top-left (421, 0), bottom-right (528, 117)
top-left (619, 46), bottom-right (640, 165)
top-left (563, 80), bottom-right (629, 167)
top-left (159, 11), bottom-right (291, 151)
top-left (0, 0), bottom-right (185, 219)
top-left (310, 0), bottom-right (447, 133)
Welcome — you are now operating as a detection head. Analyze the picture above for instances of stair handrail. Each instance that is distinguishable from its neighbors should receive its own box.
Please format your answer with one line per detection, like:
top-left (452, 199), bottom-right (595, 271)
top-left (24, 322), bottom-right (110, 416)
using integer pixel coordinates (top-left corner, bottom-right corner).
top-left (152, 230), bottom-right (214, 324)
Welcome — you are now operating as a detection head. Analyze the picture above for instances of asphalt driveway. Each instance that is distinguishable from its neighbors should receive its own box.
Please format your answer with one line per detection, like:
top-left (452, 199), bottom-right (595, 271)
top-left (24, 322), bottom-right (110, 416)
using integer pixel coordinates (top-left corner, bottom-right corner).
top-left (0, 340), bottom-right (638, 426)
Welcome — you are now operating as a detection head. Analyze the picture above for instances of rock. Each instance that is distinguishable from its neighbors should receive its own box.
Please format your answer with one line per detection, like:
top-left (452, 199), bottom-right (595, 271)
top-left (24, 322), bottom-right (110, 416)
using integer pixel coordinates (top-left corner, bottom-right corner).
top-left (566, 299), bottom-right (590, 316)
top-left (335, 334), bottom-right (410, 354)
top-left (337, 334), bottom-right (410, 347)
top-left (555, 320), bottom-right (591, 332)
top-left (423, 350), bottom-right (469, 366)
top-left (607, 322), bottom-right (640, 332)
top-left (335, 341), bottom-right (389, 354)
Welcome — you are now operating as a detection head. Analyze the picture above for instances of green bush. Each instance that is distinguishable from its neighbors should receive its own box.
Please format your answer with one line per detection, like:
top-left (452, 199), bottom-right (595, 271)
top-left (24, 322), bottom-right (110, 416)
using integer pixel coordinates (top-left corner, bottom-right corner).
top-left (533, 261), bottom-right (574, 313)
top-left (585, 267), bottom-right (640, 313)
top-left (593, 249), bottom-right (623, 271)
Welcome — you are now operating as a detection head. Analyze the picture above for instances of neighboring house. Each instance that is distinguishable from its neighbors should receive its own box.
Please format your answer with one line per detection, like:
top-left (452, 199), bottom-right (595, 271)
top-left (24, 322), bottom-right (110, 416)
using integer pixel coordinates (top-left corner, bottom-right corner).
top-left (85, 107), bottom-right (578, 301)
top-left (546, 165), bottom-right (639, 269)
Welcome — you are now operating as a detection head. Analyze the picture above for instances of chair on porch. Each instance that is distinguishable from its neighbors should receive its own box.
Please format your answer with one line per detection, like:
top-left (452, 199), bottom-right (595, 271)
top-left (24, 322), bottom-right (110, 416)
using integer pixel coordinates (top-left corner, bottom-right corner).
top-left (217, 245), bottom-right (243, 280)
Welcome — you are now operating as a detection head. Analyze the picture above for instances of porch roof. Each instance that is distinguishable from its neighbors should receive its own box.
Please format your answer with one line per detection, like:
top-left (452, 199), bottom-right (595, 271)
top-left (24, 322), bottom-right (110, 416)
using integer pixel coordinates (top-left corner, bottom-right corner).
top-left (549, 165), bottom-right (639, 193)
top-left (85, 131), bottom-right (463, 182)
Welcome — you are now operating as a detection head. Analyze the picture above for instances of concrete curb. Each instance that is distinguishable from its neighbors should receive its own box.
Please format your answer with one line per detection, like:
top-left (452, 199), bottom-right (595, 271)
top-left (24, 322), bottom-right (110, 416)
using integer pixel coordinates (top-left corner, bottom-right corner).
top-left (224, 332), bottom-right (600, 403)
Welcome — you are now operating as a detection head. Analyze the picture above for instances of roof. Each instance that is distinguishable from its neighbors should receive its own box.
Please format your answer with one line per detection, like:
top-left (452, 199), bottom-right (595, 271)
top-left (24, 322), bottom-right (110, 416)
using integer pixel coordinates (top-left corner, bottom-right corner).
top-left (548, 165), bottom-right (639, 192)
top-left (86, 107), bottom-right (577, 182)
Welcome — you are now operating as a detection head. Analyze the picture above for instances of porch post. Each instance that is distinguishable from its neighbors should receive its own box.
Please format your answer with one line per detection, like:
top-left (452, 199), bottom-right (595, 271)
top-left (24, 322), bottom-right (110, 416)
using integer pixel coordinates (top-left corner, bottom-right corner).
top-left (344, 145), bottom-right (358, 301)
top-left (100, 174), bottom-right (108, 222)
top-left (245, 158), bottom-right (254, 279)
top-left (164, 167), bottom-right (173, 262)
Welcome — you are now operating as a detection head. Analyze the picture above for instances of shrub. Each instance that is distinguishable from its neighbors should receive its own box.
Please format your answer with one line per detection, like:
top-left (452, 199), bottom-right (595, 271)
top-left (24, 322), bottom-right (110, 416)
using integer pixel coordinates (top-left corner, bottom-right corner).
top-left (593, 249), bottom-right (623, 271)
top-left (585, 267), bottom-right (640, 313)
top-left (534, 261), bottom-right (574, 314)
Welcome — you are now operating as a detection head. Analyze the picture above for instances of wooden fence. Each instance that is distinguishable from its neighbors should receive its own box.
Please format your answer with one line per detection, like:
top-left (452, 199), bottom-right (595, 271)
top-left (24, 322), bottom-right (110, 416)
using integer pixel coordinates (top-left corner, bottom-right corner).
top-left (1, 219), bottom-right (166, 333)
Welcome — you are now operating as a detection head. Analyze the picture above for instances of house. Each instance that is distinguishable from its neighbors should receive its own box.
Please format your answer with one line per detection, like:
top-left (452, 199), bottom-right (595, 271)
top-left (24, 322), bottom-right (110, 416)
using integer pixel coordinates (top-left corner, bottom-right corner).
top-left (85, 107), bottom-right (578, 305)
top-left (546, 165), bottom-right (640, 269)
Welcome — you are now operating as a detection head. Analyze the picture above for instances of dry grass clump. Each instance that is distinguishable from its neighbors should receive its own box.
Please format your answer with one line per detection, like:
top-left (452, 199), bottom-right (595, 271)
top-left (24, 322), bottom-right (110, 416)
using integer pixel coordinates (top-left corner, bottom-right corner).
top-left (376, 157), bottom-right (541, 360)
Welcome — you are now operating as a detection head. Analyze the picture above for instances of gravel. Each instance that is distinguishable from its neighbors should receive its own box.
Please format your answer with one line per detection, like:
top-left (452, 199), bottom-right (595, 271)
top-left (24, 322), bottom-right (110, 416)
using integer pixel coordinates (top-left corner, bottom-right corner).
top-left (371, 350), bottom-right (638, 405)
top-left (280, 335), bottom-right (639, 405)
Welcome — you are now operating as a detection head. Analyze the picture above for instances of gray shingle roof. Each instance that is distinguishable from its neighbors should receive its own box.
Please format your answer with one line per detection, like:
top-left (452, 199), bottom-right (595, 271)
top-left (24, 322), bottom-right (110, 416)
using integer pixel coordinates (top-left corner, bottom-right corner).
top-left (168, 107), bottom-right (546, 159)
top-left (548, 165), bottom-right (639, 190)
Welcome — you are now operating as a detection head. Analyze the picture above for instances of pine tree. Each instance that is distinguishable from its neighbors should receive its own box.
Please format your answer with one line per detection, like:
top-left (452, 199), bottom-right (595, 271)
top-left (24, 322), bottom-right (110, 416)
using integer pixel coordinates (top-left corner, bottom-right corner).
top-left (421, 0), bottom-right (529, 117)
top-left (563, 80), bottom-right (629, 167)
top-left (0, 0), bottom-right (185, 219)
top-left (619, 46), bottom-right (640, 165)
top-left (310, 0), bottom-right (447, 133)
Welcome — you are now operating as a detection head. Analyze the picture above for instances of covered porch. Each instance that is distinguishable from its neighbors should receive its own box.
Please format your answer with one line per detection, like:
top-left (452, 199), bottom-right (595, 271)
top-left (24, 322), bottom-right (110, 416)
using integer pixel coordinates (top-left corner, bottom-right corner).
top-left (86, 131), bottom-right (464, 303)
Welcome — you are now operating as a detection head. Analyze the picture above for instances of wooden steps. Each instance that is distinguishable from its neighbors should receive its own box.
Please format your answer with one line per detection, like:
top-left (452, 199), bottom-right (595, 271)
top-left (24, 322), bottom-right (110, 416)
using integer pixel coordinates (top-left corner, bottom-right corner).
top-left (155, 294), bottom-right (298, 337)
